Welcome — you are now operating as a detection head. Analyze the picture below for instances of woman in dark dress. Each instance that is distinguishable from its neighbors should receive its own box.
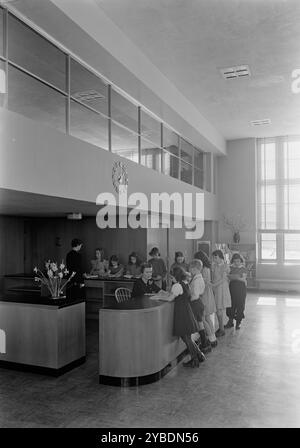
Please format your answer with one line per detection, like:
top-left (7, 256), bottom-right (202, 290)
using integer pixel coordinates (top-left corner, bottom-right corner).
top-left (170, 266), bottom-right (206, 367)
top-left (131, 262), bottom-right (161, 298)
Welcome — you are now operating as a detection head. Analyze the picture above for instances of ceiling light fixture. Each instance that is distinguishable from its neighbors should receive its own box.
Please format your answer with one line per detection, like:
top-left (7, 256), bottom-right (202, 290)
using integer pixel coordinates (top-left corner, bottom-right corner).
top-left (220, 65), bottom-right (251, 80)
top-left (66, 213), bottom-right (82, 220)
top-left (250, 119), bottom-right (271, 126)
top-left (73, 90), bottom-right (105, 102)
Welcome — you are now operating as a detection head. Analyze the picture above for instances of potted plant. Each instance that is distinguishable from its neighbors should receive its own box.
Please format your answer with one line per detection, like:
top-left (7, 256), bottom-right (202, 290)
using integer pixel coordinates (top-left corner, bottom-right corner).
top-left (34, 261), bottom-right (75, 299)
top-left (223, 214), bottom-right (247, 244)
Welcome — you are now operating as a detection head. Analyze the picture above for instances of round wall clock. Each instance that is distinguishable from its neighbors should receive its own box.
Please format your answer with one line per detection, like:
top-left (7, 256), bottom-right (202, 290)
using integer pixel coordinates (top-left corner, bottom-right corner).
top-left (112, 161), bottom-right (129, 193)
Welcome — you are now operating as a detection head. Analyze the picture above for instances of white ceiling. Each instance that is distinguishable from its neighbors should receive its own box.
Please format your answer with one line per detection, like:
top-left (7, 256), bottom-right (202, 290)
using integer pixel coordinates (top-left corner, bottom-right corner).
top-left (93, 0), bottom-right (300, 140)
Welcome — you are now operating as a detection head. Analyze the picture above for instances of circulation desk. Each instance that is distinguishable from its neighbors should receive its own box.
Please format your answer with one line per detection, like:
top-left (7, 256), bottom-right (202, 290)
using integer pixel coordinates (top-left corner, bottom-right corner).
top-left (99, 296), bottom-right (186, 386)
top-left (0, 295), bottom-right (86, 376)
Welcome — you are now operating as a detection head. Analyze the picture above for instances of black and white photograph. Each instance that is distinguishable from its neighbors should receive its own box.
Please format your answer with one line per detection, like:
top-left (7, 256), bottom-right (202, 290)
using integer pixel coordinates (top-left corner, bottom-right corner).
top-left (0, 0), bottom-right (300, 431)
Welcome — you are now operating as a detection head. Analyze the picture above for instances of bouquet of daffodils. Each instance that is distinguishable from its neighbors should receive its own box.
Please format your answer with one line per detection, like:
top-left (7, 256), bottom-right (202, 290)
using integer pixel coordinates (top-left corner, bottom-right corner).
top-left (34, 261), bottom-right (75, 298)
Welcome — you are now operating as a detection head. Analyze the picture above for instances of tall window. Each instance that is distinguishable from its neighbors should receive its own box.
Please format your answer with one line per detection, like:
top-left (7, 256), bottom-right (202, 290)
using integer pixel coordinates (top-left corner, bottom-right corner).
top-left (257, 136), bottom-right (300, 263)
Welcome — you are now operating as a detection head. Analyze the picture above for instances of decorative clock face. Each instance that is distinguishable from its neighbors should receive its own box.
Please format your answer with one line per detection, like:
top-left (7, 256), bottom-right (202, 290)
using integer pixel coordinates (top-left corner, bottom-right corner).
top-left (112, 161), bottom-right (129, 193)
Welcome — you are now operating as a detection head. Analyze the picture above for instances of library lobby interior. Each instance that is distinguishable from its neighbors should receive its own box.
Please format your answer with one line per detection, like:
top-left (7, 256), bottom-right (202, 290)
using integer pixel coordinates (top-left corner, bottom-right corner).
top-left (1, 0), bottom-right (300, 429)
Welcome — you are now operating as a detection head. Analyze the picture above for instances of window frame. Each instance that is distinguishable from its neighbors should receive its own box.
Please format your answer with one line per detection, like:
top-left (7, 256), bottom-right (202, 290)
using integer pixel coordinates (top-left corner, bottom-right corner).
top-left (257, 136), bottom-right (300, 264)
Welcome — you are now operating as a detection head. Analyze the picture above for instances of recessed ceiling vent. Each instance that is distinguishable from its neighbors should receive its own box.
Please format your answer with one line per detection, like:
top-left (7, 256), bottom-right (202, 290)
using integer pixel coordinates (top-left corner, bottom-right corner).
top-left (66, 213), bottom-right (82, 220)
top-left (251, 119), bottom-right (271, 126)
top-left (73, 90), bottom-right (105, 101)
top-left (220, 65), bottom-right (251, 79)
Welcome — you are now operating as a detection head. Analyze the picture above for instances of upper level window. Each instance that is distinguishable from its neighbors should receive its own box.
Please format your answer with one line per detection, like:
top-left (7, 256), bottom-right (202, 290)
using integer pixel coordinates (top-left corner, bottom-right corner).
top-left (0, 7), bottom-right (4, 57)
top-left (8, 14), bottom-right (66, 91)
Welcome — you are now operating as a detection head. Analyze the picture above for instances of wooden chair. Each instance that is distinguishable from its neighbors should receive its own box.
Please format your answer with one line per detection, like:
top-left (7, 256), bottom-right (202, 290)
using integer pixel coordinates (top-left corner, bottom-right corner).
top-left (115, 287), bottom-right (132, 303)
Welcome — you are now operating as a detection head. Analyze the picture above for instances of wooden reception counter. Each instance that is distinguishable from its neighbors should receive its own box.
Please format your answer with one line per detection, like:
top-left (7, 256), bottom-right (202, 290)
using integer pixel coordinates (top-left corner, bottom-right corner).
top-left (0, 295), bottom-right (86, 376)
top-left (99, 296), bottom-right (186, 386)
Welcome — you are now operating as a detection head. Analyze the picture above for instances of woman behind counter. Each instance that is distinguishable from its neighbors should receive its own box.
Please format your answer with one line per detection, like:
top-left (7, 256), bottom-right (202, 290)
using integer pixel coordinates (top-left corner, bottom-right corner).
top-left (170, 251), bottom-right (189, 276)
top-left (131, 262), bottom-right (161, 297)
top-left (148, 247), bottom-right (167, 290)
top-left (108, 255), bottom-right (124, 278)
top-left (125, 252), bottom-right (142, 277)
top-left (90, 248), bottom-right (108, 276)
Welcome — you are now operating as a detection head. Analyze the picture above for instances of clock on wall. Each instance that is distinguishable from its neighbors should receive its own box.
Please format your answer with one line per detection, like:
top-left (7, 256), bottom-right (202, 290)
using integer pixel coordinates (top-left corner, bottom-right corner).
top-left (112, 161), bottom-right (129, 193)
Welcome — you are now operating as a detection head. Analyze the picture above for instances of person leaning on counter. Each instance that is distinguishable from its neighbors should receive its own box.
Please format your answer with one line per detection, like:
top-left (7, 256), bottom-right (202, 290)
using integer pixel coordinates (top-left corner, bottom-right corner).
top-left (131, 262), bottom-right (162, 298)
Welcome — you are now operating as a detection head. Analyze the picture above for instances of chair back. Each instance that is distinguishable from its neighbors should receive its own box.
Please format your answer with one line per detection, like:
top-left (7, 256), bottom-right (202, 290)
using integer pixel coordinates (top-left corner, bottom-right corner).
top-left (115, 287), bottom-right (132, 303)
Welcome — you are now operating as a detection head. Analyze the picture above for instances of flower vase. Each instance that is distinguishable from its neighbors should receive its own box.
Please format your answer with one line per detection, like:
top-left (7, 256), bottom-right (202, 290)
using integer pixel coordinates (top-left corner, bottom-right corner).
top-left (233, 231), bottom-right (240, 243)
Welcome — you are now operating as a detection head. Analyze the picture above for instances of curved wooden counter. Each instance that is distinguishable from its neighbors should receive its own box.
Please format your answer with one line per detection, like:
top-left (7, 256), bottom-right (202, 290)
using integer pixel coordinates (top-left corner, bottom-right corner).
top-left (99, 296), bottom-right (186, 386)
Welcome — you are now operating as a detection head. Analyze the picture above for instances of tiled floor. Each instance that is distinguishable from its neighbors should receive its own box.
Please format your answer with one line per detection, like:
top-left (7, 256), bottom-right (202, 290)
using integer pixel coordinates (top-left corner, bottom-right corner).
top-left (1, 292), bottom-right (300, 428)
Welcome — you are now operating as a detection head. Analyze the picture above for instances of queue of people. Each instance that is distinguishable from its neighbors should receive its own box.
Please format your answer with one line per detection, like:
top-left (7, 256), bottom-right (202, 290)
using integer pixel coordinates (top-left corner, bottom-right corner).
top-left (65, 239), bottom-right (247, 369)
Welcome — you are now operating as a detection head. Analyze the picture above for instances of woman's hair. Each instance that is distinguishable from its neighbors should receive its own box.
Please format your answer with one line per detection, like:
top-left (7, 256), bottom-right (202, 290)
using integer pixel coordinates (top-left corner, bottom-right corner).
top-left (109, 255), bottom-right (119, 266)
top-left (95, 248), bottom-right (104, 260)
top-left (173, 266), bottom-right (189, 283)
top-left (141, 262), bottom-right (152, 273)
top-left (231, 253), bottom-right (244, 263)
top-left (71, 238), bottom-right (83, 248)
top-left (175, 251), bottom-right (185, 262)
top-left (194, 250), bottom-right (211, 268)
top-left (212, 249), bottom-right (224, 260)
top-left (189, 259), bottom-right (203, 271)
top-left (149, 247), bottom-right (160, 257)
top-left (128, 252), bottom-right (141, 265)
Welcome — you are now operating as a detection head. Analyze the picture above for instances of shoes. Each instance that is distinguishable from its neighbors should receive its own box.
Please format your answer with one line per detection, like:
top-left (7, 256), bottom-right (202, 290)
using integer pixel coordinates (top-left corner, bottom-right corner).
top-left (183, 358), bottom-right (199, 368)
top-left (196, 348), bottom-right (206, 363)
top-left (215, 329), bottom-right (225, 337)
top-left (224, 320), bottom-right (234, 329)
top-left (201, 344), bottom-right (212, 354)
top-left (210, 340), bottom-right (218, 348)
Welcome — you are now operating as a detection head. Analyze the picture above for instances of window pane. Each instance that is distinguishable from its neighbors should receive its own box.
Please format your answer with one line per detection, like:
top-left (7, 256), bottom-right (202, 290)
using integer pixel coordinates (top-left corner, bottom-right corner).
top-left (111, 88), bottom-right (138, 132)
top-left (111, 121), bottom-right (138, 162)
top-left (70, 100), bottom-right (108, 151)
top-left (0, 60), bottom-right (5, 105)
top-left (265, 205), bottom-right (276, 228)
top-left (181, 138), bottom-right (193, 165)
top-left (195, 149), bottom-right (204, 170)
top-left (260, 185), bottom-right (276, 204)
top-left (284, 185), bottom-right (300, 229)
top-left (205, 153), bottom-right (211, 192)
top-left (285, 205), bottom-right (300, 230)
top-left (261, 142), bottom-right (275, 180)
top-left (141, 110), bottom-right (161, 147)
top-left (259, 204), bottom-right (276, 229)
top-left (285, 184), bottom-right (300, 203)
top-left (8, 64), bottom-right (66, 133)
top-left (70, 59), bottom-right (108, 116)
top-left (163, 126), bottom-right (179, 156)
top-left (285, 234), bottom-right (300, 260)
top-left (163, 150), bottom-right (179, 179)
top-left (284, 141), bottom-right (300, 159)
top-left (180, 161), bottom-right (193, 185)
top-left (141, 138), bottom-right (161, 172)
top-left (213, 156), bottom-right (217, 194)
top-left (0, 7), bottom-right (3, 57)
top-left (8, 14), bottom-right (66, 91)
top-left (194, 167), bottom-right (204, 189)
top-left (285, 158), bottom-right (300, 179)
top-left (261, 233), bottom-right (276, 259)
